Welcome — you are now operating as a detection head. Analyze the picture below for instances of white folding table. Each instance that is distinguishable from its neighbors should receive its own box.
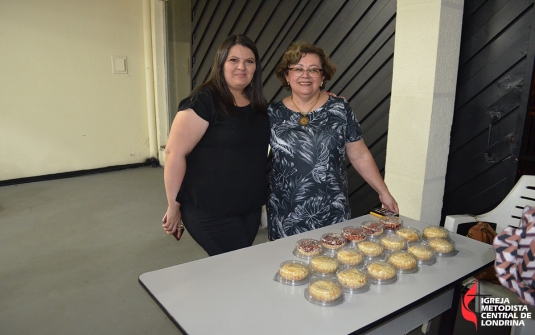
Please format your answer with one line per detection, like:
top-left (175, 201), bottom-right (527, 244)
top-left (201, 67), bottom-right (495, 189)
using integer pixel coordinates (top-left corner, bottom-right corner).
top-left (139, 215), bottom-right (494, 335)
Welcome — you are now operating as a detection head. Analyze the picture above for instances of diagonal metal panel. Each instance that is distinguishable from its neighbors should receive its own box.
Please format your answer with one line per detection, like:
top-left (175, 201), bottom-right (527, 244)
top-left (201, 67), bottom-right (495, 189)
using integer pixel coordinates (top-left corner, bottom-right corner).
top-left (458, 0), bottom-right (533, 65)
top-left (442, 0), bottom-right (535, 222)
top-left (191, 0), bottom-right (217, 56)
top-left (191, 0), bottom-right (207, 33)
top-left (229, 1), bottom-right (263, 36)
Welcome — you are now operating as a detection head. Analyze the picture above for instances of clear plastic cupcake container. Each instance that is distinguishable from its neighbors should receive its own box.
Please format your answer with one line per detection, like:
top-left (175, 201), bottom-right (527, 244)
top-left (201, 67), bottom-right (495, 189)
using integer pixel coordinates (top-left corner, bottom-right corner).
top-left (274, 260), bottom-right (311, 286)
top-left (341, 226), bottom-right (367, 244)
top-left (360, 221), bottom-right (385, 239)
top-left (365, 260), bottom-right (398, 285)
top-left (426, 237), bottom-right (458, 257)
top-left (320, 233), bottom-right (347, 251)
top-left (422, 226), bottom-right (450, 240)
top-left (395, 226), bottom-right (422, 243)
top-left (387, 251), bottom-right (419, 274)
top-left (407, 242), bottom-right (437, 265)
top-left (308, 255), bottom-right (339, 277)
top-left (380, 215), bottom-right (404, 232)
top-left (357, 240), bottom-right (385, 260)
top-left (336, 267), bottom-right (370, 293)
top-left (304, 277), bottom-right (344, 306)
top-left (322, 248), bottom-right (337, 257)
top-left (380, 235), bottom-right (407, 252)
top-left (336, 246), bottom-right (365, 268)
top-left (293, 238), bottom-right (323, 261)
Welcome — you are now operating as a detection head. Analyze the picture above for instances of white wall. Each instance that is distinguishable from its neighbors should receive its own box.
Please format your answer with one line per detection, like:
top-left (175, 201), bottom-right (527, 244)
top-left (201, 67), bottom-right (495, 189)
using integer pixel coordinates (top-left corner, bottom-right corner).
top-left (0, 0), bottom-right (150, 180)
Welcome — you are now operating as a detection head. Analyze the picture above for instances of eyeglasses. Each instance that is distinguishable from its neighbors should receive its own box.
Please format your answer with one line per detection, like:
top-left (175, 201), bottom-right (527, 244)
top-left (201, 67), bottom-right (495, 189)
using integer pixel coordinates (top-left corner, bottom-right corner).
top-left (288, 67), bottom-right (323, 78)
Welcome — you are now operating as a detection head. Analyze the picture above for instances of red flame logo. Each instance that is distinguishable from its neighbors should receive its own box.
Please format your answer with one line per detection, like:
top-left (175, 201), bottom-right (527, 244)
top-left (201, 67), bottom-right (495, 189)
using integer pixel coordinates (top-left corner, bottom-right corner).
top-left (461, 281), bottom-right (478, 331)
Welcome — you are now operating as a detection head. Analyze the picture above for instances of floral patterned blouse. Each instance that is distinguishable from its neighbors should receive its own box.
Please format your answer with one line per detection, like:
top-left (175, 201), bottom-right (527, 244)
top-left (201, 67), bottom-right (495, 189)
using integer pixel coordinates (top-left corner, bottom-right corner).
top-left (267, 96), bottom-right (363, 240)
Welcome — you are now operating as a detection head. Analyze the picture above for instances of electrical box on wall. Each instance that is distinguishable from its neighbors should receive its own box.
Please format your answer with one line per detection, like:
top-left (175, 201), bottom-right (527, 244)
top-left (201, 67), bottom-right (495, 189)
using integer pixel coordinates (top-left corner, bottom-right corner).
top-left (112, 56), bottom-right (128, 74)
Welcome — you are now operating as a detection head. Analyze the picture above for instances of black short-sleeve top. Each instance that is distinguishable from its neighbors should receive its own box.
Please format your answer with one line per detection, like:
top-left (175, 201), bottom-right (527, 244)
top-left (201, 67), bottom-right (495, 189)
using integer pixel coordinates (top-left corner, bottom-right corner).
top-left (175, 87), bottom-right (270, 217)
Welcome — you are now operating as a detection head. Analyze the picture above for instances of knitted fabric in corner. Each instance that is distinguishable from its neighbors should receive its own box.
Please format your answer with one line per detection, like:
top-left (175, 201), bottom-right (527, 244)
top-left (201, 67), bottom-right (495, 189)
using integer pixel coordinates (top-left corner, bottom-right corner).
top-left (493, 205), bottom-right (535, 306)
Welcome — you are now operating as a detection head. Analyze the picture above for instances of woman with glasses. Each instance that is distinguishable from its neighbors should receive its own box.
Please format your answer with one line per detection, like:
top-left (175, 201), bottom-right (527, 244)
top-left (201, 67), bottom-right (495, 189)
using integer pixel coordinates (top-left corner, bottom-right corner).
top-left (267, 41), bottom-right (398, 240)
top-left (162, 35), bottom-right (269, 255)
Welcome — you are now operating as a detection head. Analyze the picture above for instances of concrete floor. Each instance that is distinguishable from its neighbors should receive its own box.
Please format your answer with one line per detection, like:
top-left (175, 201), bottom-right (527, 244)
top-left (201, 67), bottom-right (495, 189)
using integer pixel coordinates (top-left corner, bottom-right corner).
top-left (0, 167), bottom-right (515, 335)
top-left (0, 166), bottom-right (268, 335)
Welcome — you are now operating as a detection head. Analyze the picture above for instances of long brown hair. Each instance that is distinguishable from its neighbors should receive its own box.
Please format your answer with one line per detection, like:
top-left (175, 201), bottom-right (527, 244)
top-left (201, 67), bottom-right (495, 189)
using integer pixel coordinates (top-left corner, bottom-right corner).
top-left (192, 34), bottom-right (267, 115)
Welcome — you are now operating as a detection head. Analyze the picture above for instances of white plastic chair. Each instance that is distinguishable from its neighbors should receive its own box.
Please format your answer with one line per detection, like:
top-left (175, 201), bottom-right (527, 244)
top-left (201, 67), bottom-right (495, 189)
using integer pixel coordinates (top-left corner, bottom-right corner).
top-left (444, 175), bottom-right (535, 335)
top-left (444, 175), bottom-right (535, 234)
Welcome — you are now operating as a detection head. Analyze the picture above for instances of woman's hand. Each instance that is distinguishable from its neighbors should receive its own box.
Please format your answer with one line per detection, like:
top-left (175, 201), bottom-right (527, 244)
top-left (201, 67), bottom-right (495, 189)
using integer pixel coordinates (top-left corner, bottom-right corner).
top-left (323, 91), bottom-right (347, 101)
top-left (162, 204), bottom-right (183, 239)
top-left (163, 108), bottom-right (207, 241)
top-left (379, 192), bottom-right (399, 214)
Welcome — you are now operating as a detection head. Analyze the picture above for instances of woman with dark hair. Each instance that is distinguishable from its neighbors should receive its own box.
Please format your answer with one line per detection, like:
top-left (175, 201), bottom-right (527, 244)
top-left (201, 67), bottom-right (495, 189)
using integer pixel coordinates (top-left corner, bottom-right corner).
top-left (162, 34), bottom-right (269, 256)
top-left (267, 41), bottom-right (398, 240)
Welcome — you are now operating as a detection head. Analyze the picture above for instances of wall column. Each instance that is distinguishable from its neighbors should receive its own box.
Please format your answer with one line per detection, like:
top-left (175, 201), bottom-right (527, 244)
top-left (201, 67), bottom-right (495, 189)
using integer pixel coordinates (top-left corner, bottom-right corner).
top-left (385, 0), bottom-right (464, 224)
